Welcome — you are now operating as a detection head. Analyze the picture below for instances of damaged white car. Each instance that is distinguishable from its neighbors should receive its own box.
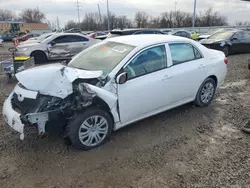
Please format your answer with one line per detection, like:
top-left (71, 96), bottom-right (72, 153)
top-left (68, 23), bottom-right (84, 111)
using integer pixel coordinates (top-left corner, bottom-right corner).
top-left (3, 35), bottom-right (227, 150)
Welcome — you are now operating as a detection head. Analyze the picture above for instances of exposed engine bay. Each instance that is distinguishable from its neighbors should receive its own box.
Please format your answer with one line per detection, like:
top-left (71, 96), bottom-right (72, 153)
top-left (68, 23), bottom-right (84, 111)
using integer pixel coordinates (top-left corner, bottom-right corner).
top-left (3, 64), bottom-right (118, 139)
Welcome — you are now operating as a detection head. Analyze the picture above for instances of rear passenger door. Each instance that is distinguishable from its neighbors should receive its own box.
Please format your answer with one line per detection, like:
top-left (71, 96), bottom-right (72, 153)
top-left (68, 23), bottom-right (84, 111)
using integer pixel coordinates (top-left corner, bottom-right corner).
top-left (163, 43), bottom-right (208, 105)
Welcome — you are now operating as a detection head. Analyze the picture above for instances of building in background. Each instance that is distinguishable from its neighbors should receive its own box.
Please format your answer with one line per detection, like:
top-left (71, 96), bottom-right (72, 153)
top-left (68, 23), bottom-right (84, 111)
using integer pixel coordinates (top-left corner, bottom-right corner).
top-left (0, 21), bottom-right (52, 35)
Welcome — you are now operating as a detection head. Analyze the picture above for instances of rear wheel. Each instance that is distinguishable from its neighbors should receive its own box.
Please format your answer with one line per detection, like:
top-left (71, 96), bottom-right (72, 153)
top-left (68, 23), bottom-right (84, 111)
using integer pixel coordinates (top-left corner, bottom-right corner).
top-left (68, 107), bottom-right (113, 150)
top-left (194, 78), bottom-right (216, 107)
top-left (31, 51), bottom-right (47, 64)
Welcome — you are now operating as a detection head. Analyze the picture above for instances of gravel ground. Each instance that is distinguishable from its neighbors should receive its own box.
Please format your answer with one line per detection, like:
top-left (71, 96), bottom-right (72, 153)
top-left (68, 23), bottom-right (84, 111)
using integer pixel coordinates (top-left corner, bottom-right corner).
top-left (1, 54), bottom-right (250, 188)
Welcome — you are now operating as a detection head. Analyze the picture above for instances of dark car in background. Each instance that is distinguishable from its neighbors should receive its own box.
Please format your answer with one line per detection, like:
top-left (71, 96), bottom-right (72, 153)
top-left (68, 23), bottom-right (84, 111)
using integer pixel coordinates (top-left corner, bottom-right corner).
top-left (169, 30), bottom-right (191, 39)
top-left (96, 29), bottom-right (165, 40)
top-left (1, 33), bottom-right (16, 41)
top-left (200, 30), bottom-right (250, 56)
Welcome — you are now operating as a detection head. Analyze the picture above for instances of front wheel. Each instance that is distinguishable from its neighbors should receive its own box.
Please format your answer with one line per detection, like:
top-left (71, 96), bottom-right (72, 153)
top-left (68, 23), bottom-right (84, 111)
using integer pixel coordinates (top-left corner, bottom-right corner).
top-left (68, 107), bottom-right (113, 150)
top-left (31, 51), bottom-right (47, 64)
top-left (194, 78), bottom-right (216, 107)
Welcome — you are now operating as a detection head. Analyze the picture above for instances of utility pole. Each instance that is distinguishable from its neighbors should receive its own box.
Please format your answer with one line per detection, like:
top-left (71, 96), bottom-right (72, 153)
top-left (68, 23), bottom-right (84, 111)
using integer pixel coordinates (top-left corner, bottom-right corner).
top-left (76, 0), bottom-right (81, 28)
top-left (192, 0), bottom-right (197, 27)
top-left (174, 0), bottom-right (178, 12)
top-left (97, 4), bottom-right (103, 31)
top-left (56, 16), bottom-right (60, 31)
top-left (107, 0), bottom-right (110, 31)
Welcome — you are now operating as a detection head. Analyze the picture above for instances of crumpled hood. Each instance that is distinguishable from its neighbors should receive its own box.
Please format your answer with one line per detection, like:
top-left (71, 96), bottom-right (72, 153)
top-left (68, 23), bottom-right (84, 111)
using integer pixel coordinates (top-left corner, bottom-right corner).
top-left (16, 64), bottom-right (103, 99)
top-left (200, 38), bottom-right (225, 44)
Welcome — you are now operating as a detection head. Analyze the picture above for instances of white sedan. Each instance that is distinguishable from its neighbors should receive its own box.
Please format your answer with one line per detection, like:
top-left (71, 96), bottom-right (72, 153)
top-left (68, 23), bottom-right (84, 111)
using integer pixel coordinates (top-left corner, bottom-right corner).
top-left (2, 35), bottom-right (227, 150)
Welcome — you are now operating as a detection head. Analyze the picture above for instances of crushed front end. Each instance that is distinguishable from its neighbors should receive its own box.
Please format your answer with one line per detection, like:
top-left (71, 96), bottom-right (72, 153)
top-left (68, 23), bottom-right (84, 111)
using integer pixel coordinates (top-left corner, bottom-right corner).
top-left (2, 81), bottom-right (99, 139)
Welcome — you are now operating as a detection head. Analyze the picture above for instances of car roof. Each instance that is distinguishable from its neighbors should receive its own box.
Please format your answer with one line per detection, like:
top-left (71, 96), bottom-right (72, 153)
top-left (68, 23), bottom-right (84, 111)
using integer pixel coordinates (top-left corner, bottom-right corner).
top-left (110, 29), bottom-right (162, 35)
top-left (107, 34), bottom-right (191, 47)
top-left (51, 33), bottom-right (85, 37)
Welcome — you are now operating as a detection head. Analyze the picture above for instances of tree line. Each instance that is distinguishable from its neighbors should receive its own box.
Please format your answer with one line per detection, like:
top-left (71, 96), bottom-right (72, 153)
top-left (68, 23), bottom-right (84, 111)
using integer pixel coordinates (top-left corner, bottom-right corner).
top-left (0, 8), bottom-right (45, 23)
top-left (65, 8), bottom-right (229, 31)
top-left (0, 8), bottom-right (249, 31)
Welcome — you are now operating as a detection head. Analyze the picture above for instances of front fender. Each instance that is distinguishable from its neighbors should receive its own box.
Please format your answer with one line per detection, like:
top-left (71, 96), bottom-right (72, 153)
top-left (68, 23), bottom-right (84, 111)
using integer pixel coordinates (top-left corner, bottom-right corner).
top-left (87, 84), bottom-right (117, 109)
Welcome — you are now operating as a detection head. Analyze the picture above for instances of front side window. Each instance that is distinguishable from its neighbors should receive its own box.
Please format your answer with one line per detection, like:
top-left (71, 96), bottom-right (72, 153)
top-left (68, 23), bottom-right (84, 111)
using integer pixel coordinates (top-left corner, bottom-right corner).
top-left (53, 36), bottom-right (70, 43)
top-left (124, 45), bottom-right (167, 79)
top-left (68, 41), bottom-right (135, 76)
top-left (169, 43), bottom-right (202, 65)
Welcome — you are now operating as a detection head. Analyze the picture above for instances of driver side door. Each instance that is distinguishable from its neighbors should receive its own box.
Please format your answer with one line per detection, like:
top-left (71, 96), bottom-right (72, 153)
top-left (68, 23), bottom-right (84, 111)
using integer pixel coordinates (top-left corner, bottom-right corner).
top-left (48, 35), bottom-right (72, 59)
top-left (117, 44), bottom-right (169, 124)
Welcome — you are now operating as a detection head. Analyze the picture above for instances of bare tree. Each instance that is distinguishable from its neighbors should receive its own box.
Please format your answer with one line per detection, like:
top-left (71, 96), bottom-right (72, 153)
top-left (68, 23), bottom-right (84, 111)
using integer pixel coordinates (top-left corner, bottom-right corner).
top-left (20, 8), bottom-right (46, 23)
top-left (65, 20), bottom-right (78, 30)
top-left (116, 15), bottom-right (132, 29)
top-left (0, 9), bottom-right (16, 20)
top-left (236, 21), bottom-right (250, 26)
top-left (134, 11), bottom-right (149, 28)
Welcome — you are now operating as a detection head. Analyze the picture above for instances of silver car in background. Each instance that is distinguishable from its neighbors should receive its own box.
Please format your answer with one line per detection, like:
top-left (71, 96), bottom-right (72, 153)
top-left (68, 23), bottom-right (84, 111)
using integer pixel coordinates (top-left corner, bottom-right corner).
top-left (15, 33), bottom-right (100, 64)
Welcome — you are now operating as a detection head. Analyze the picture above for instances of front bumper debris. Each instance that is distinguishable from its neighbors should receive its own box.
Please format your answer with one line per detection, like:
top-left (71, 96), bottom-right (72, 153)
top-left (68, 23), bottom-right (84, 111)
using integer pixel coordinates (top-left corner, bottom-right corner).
top-left (2, 85), bottom-right (52, 139)
top-left (3, 93), bottom-right (25, 139)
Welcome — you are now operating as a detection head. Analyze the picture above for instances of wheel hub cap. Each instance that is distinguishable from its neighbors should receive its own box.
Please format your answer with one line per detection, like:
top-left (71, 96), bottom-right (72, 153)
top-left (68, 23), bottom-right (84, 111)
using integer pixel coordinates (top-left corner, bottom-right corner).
top-left (201, 82), bottom-right (215, 104)
top-left (78, 115), bottom-right (108, 147)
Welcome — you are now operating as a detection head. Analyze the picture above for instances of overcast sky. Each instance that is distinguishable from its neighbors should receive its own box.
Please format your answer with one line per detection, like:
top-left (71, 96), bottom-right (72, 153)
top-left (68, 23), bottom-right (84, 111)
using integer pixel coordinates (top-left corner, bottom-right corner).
top-left (0, 0), bottom-right (250, 27)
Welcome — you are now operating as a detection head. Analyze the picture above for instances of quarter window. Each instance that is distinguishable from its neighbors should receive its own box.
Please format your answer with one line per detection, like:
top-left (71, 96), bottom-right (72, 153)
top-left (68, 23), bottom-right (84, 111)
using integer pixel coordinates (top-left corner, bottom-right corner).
top-left (169, 43), bottom-right (202, 65)
top-left (124, 45), bottom-right (167, 79)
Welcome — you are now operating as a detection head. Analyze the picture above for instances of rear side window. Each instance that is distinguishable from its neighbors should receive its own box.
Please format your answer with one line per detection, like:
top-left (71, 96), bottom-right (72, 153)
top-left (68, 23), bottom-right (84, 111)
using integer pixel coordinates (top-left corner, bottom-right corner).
top-left (169, 43), bottom-right (202, 65)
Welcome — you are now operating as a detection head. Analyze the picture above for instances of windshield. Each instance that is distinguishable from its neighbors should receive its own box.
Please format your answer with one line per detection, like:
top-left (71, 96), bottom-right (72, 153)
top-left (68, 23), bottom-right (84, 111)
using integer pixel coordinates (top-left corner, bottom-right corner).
top-left (68, 41), bottom-right (135, 76)
top-left (209, 31), bottom-right (234, 40)
top-left (38, 34), bottom-right (52, 42)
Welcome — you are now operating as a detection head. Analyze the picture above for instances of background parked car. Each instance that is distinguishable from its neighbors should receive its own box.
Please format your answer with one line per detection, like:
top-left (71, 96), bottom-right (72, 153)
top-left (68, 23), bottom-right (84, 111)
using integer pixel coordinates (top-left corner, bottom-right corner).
top-left (64, 28), bottom-right (82, 33)
top-left (190, 31), bottom-right (200, 40)
top-left (96, 29), bottom-right (165, 40)
top-left (14, 33), bottom-right (40, 43)
top-left (0, 35), bottom-right (3, 45)
top-left (1, 33), bottom-right (16, 41)
top-left (15, 33), bottom-right (100, 64)
top-left (160, 29), bottom-right (173, 34)
top-left (88, 32), bottom-right (106, 39)
top-left (169, 30), bottom-right (191, 39)
top-left (22, 32), bottom-right (55, 44)
top-left (197, 28), bottom-right (235, 41)
top-left (200, 29), bottom-right (250, 56)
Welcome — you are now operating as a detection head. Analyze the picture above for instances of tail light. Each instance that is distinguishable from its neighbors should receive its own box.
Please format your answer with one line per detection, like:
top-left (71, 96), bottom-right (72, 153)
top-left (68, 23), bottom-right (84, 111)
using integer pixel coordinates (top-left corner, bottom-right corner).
top-left (224, 57), bottom-right (228, 64)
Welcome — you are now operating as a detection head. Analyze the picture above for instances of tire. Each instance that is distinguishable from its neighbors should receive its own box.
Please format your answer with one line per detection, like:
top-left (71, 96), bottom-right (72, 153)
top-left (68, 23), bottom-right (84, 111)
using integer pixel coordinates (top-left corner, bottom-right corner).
top-left (31, 51), bottom-right (47, 64)
top-left (222, 46), bottom-right (229, 57)
top-left (194, 78), bottom-right (216, 107)
top-left (68, 107), bottom-right (113, 150)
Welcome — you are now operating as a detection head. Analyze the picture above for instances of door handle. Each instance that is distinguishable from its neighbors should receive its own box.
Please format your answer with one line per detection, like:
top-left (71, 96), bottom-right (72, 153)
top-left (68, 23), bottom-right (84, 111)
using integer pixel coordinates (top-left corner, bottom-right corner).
top-left (162, 75), bottom-right (172, 81)
top-left (199, 64), bottom-right (206, 69)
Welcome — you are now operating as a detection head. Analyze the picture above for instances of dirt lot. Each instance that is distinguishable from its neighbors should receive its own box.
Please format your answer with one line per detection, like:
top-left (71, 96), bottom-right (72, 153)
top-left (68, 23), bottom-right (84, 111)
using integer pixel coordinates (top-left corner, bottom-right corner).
top-left (0, 54), bottom-right (250, 188)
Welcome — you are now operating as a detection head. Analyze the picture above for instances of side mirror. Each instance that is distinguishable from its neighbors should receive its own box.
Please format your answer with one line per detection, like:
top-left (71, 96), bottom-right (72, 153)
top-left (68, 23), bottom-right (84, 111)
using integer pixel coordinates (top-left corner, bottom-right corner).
top-left (51, 41), bottom-right (56, 46)
top-left (116, 72), bottom-right (128, 84)
top-left (231, 37), bottom-right (238, 41)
